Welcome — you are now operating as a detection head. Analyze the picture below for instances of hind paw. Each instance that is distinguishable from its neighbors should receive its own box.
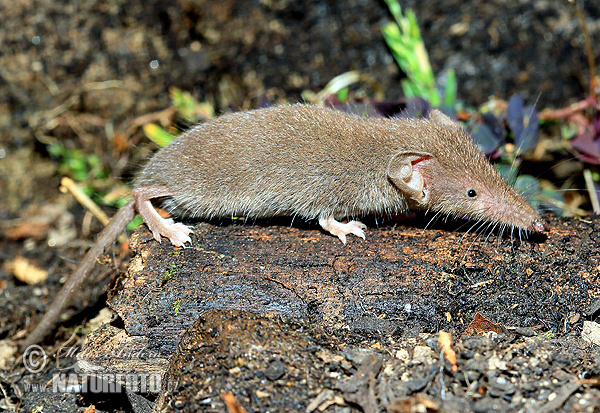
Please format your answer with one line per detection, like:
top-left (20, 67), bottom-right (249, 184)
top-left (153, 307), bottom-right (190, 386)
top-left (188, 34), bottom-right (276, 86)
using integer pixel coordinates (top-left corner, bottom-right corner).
top-left (318, 216), bottom-right (367, 245)
top-left (160, 220), bottom-right (193, 247)
top-left (133, 186), bottom-right (194, 247)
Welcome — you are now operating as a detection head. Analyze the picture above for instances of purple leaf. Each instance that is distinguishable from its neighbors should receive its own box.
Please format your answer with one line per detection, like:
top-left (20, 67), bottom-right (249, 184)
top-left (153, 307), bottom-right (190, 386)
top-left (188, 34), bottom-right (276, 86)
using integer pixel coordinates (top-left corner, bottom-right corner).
top-left (593, 111), bottom-right (600, 136)
top-left (506, 94), bottom-right (524, 142)
top-left (506, 95), bottom-right (539, 155)
top-left (571, 132), bottom-right (600, 164)
top-left (469, 122), bottom-right (503, 155)
top-left (515, 105), bottom-right (539, 155)
top-left (481, 112), bottom-right (505, 142)
top-left (403, 97), bottom-right (430, 118)
top-left (372, 100), bottom-right (408, 117)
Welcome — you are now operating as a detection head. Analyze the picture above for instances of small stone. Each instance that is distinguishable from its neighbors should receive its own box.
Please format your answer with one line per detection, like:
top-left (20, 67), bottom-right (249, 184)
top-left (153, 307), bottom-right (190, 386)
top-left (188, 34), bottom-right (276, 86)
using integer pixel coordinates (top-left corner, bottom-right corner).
top-left (473, 397), bottom-right (509, 413)
top-left (264, 359), bottom-right (286, 381)
top-left (344, 348), bottom-right (378, 365)
top-left (395, 348), bottom-right (409, 362)
top-left (412, 346), bottom-right (436, 364)
top-left (316, 349), bottom-right (345, 364)
top-left (488, 375), bottom-right (516, 396)
top-left (514, 327), bottom-right (536, 337)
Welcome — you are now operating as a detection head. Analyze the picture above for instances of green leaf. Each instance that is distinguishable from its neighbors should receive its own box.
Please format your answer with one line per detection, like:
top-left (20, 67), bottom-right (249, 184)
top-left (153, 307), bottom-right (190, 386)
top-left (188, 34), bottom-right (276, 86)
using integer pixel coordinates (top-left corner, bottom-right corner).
top-left (495, 163), bottom-right (519, 186)
top-left (515, 174), bottom-right (541, 206)
top-left (143, 123), bottom-right (175, 147)
top-left (162, 263), bottom-right (178, 284)
top-left (169, 87), bottom-right (215, 122)
top-left (443, 69), bottom-right (457, 106)
top-left (381, 0), bottom-right (442, 105)
top-left (127, 215), bottom-right (144, 231)
top-left (336, 87), bottom-right (349, 102)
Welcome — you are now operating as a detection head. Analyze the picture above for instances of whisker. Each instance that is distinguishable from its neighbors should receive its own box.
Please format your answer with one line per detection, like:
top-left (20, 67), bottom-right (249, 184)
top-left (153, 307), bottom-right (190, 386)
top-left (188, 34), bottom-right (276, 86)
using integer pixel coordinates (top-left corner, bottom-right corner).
top-left (486, 222), bottom-right (499, 245)
top-left (424, 210), bottom-right (445, 230)
top-left (458, 220), bottom-right (480, 245)
top-left (483, 221), bottom-right (497, 243)
top-left (472, 218), bottom-right (489, 235)
top-left (518, 227), bottom-right (523, 243)
top-left (496, 224), bottom-right (505, 248)
top-left (461, 225), bottom-right (484, 262)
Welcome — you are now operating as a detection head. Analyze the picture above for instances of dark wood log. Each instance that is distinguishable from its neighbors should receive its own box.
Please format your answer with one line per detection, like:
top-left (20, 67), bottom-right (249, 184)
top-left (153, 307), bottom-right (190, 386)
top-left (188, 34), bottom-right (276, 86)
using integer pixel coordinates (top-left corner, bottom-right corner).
top-left (77, 216), bottom-right (600, 411)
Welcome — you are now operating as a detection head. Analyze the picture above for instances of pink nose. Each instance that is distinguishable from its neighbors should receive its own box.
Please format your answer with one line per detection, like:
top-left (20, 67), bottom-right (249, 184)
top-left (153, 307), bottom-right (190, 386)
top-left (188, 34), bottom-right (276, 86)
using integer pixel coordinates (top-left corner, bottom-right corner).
top-left (532, 219), bottom-right (546, 232)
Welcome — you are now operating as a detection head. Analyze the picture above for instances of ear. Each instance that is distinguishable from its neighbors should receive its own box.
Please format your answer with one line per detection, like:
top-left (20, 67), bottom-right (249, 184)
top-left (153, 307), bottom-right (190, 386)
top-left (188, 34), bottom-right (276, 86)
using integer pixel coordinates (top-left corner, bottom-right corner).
top-left (429, 109), bottom-right (456, 127)
top-left (387, 151), bottom-right (434, 204)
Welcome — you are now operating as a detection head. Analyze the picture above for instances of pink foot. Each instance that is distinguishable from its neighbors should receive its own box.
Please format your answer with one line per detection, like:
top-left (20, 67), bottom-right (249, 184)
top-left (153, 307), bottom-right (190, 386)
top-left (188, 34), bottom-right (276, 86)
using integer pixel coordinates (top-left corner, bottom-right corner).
top-left (133, 186), bottom-right (193, 247)
top-left (158, 219), bottom-right (193, 247)
top-left (318, 216), bottom-right (367, 244)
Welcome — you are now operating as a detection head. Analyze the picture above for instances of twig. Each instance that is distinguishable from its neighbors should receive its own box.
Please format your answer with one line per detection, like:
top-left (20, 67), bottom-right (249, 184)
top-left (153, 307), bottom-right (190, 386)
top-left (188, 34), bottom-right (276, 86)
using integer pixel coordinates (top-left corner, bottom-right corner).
top-left (538, 380), bottom-right (581, 413)
top-left (119, 107), bottom-right (177, 143)
top-left (538, 99), bottom-right (596, 121)
top-left (30, 80), bottom-right (123, 129)
top-left (221, 392), bottom-right (248, 413)
top-left (582, 169), bottom-right (600, 214)
top-left (60, 177), bottom-right (128, 245)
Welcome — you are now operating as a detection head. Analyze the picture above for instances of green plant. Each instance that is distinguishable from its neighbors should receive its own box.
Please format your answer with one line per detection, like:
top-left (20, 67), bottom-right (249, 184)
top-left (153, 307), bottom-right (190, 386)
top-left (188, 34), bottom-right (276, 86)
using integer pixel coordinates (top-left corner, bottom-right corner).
top-left (381, 0), bottom-right (456, 107)
top-left (173, 298), bottom-right (181, 315)
top-left (144, 87), bottom-right (215, 148)
top-left (47, 143), bottom-right (109, 194)
top-left (162, 263), bottom-right (178, 285)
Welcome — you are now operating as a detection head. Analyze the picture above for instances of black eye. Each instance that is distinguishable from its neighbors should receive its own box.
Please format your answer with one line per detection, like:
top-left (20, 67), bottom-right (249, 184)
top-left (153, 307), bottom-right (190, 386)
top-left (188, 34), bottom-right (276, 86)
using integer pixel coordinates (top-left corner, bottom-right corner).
top-left (467, 189), bottom-right (477, 198)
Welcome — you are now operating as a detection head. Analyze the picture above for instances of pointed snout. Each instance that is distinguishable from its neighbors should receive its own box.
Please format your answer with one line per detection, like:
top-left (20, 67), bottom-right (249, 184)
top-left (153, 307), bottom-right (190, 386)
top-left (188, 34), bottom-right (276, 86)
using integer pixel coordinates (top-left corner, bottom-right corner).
top-left (531, 218), bottom-right (546, 233)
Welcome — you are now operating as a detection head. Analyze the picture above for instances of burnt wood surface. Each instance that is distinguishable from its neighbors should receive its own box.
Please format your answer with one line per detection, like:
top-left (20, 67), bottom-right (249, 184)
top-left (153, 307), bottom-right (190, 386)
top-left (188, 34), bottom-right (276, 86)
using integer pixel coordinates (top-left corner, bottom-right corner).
top-left (77, 216), bottom-right (600, 411)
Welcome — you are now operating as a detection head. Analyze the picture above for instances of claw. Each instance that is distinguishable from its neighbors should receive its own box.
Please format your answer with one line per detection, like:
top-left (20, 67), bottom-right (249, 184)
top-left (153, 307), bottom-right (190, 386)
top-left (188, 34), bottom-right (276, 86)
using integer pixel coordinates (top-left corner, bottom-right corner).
top-left (319, 216), bottom-right (367, 244)
top-left (347, 220), bottom-right (367, 240)
top-left (164, 223), bottom-right (193, 247)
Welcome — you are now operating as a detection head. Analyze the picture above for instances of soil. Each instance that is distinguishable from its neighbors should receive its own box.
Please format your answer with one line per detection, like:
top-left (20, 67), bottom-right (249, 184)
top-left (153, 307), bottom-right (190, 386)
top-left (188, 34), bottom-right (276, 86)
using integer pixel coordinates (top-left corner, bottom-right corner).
top-left (0, 0), bottom-right (599, 412)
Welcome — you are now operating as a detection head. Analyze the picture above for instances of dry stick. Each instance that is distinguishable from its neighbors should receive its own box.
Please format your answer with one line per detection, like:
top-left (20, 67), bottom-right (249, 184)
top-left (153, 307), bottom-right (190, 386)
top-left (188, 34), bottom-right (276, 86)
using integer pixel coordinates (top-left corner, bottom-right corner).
top-left (538, 99), bottom-right (595, 121)
top-left (221, 392), bottom-right (249, 413)
top-left (538, 380), bottom-right (581, 413)
top-left (20, 199), bottom-right (135, 351)
top-left (29, 80), bottom-right (123, 128)
top-left (582, 169), bottom-right (600, 214)
top-left (119, 106), bottom-right (176, 143)
top-left (60, 177), bottom-right (128, 245)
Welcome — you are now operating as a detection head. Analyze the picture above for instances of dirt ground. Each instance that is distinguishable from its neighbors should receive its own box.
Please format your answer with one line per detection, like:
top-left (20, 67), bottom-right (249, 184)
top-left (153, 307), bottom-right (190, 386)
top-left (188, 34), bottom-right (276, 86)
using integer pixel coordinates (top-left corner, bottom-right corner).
top-left (1, 0), bottom-right (600, 412)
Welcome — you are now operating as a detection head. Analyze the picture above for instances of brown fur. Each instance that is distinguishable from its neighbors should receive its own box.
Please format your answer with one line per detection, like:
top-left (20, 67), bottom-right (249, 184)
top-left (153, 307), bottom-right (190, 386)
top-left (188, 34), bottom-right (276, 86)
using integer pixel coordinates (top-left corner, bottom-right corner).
top-left (136, 104), bottom-right (542, 232)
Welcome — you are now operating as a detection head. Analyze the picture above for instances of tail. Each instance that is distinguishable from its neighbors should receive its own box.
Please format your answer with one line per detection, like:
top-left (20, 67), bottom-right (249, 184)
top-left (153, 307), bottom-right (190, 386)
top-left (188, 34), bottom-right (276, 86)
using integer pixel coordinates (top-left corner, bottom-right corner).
top-left (20, 200), bottom-right (136, 351)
